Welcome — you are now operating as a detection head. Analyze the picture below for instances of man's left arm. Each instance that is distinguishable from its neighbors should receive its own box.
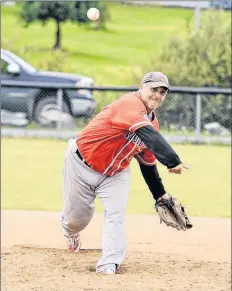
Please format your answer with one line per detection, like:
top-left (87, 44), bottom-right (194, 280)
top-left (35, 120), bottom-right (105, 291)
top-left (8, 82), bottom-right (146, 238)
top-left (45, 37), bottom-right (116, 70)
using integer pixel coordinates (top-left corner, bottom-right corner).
top-left (139, 162), bottom-right (166, 201)
top-left (138, 161), bottom-right (193, 231)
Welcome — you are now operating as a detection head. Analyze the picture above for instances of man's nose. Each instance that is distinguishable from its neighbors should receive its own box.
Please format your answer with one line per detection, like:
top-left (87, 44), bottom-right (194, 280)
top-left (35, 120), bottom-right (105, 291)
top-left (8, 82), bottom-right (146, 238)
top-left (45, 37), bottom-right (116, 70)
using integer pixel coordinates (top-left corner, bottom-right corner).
top-left (154, 93), bottom-right (162, 99)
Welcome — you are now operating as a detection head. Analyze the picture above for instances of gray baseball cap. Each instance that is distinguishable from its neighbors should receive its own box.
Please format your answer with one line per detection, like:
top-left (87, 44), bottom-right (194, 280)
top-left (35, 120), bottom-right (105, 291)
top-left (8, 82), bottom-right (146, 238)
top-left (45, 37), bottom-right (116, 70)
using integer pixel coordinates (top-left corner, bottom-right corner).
top-left (141, 72), bottom-right (170, 90)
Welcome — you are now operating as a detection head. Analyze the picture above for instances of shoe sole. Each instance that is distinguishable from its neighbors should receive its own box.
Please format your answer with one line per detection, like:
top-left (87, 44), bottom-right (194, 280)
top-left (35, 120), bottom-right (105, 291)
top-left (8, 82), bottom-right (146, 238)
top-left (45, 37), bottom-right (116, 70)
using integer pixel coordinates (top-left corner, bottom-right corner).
top-left (96, 271), bottom-right (116, 275)
top-left (96, 267), bottom-right (118, 275)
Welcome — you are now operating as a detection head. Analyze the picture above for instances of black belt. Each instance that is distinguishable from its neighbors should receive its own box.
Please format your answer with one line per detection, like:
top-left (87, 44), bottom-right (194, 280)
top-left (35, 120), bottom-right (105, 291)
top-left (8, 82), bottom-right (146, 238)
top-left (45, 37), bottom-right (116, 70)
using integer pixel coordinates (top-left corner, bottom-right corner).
top-left (76, 148), bottom-right (91, 168)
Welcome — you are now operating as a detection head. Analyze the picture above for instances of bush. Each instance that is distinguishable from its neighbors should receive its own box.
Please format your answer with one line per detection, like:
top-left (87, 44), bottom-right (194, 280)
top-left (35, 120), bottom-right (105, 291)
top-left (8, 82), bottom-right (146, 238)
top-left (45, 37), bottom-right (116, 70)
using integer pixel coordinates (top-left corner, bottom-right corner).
top-left (137, 11), bottom-right (231, 130)
top-left (138, 11), bottom-right (231, 87)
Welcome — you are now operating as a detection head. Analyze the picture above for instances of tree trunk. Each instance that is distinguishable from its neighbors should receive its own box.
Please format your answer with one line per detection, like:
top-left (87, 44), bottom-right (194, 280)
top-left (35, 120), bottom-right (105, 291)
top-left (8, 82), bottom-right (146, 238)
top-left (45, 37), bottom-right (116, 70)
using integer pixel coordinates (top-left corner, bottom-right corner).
top-left (53, 21), bottom-right (61, 50)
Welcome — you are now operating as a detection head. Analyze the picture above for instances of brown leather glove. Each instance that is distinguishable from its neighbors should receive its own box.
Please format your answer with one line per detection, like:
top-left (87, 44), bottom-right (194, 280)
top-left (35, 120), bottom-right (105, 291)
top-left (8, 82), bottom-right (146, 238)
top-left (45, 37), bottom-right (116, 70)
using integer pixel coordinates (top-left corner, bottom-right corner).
top-left (155, 194), bottom-right (193, 231)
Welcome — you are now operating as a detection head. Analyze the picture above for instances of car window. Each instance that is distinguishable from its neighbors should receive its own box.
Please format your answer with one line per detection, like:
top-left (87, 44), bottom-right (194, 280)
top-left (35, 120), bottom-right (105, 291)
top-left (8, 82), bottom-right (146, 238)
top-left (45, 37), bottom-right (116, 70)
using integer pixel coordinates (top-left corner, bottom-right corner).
top-left (4, 51), bottom-right (37, 73)
top-left (0, 58), bottom-right (9, 74)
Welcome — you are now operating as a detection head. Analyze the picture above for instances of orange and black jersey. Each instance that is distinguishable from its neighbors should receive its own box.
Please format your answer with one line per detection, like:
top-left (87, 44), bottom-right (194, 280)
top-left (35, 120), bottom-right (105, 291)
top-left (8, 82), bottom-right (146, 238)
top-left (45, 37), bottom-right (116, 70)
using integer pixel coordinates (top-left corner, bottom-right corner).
top-left (77, 91), bottom-right (181, 176)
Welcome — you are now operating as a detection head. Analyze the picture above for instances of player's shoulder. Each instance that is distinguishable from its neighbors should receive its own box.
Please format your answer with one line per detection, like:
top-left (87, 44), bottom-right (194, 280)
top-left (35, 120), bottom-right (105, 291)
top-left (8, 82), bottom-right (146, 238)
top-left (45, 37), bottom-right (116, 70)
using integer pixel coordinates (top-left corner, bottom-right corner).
top-left (120, 91), bottom-right (141, 101)
top-left (114, 91), bottom-right (144, 108)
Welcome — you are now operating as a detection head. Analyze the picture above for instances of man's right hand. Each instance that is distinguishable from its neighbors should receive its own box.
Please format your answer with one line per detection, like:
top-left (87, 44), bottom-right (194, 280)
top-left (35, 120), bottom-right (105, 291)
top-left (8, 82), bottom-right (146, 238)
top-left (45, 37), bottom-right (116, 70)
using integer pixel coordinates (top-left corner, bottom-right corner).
top-left (168, 163), bottom-right (190, 174)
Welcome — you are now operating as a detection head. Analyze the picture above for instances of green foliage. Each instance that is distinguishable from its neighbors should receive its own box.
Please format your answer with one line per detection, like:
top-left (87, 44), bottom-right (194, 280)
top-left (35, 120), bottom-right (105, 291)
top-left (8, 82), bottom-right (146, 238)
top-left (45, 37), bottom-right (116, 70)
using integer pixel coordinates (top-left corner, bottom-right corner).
top-left (20, 1), bottom-right (40, 25)
top-left (138, 11), bottom-right (231, 130)
top-left (95, 2), bottom-right (110, 30)
top-left (141, 11), bottom-right (231, 88)
top-left (72, 1), bottom-right (110, 29)
top-left (20, 1), bottom-right (109, 49)
top-left (20, 2), bottom-right (72, 26)
top-left (20, 1), bottom-right (73, 49)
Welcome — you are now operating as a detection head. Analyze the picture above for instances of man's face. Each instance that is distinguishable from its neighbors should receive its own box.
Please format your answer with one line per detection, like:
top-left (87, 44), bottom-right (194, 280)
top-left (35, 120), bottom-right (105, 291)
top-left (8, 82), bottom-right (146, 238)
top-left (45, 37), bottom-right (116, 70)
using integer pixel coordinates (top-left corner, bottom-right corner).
top-left (140, 82), bottom-right (168, 113)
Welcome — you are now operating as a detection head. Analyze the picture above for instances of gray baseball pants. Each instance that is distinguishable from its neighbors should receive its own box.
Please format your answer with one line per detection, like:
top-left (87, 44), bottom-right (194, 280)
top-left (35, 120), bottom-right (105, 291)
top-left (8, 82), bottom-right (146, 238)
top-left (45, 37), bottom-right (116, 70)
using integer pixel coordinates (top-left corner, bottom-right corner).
top-left (61, 138), bottom-right (130, 270)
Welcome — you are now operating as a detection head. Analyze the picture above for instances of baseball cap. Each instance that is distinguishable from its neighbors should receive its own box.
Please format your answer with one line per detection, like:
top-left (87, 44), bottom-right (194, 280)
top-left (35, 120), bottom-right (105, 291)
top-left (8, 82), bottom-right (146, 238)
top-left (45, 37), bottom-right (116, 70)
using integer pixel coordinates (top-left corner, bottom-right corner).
top-left (141, 72), bottom-right (170, 91)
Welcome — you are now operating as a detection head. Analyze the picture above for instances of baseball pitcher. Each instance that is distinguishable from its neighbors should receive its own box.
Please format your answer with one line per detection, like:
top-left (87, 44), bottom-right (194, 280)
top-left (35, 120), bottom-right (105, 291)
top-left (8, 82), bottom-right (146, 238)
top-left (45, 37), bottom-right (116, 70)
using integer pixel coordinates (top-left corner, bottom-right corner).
top-left (61, 72), bottom-right (192, 275)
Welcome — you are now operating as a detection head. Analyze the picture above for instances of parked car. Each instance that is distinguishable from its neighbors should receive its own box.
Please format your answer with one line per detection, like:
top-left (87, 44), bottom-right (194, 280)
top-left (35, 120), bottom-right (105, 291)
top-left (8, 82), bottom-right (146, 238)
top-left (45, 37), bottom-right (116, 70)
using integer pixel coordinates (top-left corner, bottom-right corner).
top-left (1, 49), bottom-right (96, 126)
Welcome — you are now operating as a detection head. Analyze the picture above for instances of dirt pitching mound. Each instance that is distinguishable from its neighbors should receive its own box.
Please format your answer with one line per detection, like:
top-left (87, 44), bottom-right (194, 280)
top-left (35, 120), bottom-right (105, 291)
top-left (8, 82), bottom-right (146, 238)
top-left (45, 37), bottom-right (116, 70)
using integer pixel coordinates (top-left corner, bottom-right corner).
top-left (1, 211), bottom-right (231, 291)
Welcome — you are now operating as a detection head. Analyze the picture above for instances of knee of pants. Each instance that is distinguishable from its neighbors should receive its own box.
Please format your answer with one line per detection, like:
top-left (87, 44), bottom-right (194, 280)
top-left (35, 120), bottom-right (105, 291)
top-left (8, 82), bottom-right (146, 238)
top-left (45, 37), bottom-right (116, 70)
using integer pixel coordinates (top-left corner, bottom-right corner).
top-left (66, 215), bottom-right (92, 233)
top-left (64, 206), bottom-right (94, 233)
top-left (106, 207), bottom-right (126, 224)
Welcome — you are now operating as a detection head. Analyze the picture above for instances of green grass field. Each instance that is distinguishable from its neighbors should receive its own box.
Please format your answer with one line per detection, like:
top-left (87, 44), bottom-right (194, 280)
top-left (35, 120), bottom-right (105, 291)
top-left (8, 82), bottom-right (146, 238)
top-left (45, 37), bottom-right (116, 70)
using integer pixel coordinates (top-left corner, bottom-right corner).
top-left (1, 4), bottom-right (231, 218)
top-left (2, 138), bottom-right (231, 217)
top-left (1, 3), bottom-right (195, 85)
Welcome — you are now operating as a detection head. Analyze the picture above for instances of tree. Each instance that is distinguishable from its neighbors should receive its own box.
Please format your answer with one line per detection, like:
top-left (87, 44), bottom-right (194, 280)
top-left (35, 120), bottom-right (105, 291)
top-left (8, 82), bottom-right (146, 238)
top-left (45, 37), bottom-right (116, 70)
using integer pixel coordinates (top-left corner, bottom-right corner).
top-left (138, 11), bottom-right (231, 87)
top-left (20, 1), bottom-right (109, 50)
top-left (136, 11), bottom-right (231, 130)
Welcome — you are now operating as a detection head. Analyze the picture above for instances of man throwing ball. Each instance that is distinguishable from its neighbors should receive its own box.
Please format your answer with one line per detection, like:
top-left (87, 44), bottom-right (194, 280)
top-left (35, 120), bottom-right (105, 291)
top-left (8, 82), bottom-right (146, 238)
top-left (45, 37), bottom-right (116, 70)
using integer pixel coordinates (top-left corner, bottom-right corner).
top-left (61, 72), bottom-right (192, 275)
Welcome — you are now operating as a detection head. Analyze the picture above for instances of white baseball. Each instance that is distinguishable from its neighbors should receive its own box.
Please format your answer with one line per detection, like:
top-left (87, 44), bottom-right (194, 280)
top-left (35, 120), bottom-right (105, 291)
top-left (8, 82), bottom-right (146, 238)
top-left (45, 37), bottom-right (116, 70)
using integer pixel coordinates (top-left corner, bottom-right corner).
top-left (87, 8), bottom-right (100, 21)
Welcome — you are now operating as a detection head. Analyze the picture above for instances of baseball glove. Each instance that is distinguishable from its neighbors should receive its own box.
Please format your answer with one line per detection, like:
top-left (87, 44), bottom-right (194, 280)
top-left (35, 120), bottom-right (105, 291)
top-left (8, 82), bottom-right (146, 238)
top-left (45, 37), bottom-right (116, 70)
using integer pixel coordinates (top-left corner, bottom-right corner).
top-left (155, 195), bottom-right (193, 231)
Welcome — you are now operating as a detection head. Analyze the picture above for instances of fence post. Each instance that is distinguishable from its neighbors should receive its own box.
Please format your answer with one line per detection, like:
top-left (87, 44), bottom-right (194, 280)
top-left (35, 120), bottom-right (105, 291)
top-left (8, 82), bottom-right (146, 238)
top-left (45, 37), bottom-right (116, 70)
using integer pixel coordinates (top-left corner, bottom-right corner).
top-left (57, 89), bottom-right (63, 130)
top-left (194, 1), bottom-right (201, 31)
top-left (195, 93), bottom-right (201, 141)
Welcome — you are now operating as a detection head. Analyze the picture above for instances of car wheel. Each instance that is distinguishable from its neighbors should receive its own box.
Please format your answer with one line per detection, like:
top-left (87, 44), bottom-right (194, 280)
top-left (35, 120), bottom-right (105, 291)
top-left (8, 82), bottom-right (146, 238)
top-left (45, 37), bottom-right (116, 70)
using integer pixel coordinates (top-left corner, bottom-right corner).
top-left (34, 96), bottom-right (70, 127)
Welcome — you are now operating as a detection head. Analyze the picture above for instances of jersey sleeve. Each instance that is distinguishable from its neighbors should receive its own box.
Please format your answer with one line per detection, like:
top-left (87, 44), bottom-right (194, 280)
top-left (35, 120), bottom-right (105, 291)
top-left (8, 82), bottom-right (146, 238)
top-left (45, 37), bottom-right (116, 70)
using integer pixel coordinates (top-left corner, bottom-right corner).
top-left (110, 94), bottom-right (152, 132)
top-left (135, 125), bottom-right (182, 168)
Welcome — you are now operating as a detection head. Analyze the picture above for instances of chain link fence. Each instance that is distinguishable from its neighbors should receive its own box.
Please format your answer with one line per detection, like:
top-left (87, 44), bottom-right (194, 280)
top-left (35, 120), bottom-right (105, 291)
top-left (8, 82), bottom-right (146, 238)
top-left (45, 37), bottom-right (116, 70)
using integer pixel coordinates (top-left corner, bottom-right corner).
top-left (1, 81), bottom-right (231, 144)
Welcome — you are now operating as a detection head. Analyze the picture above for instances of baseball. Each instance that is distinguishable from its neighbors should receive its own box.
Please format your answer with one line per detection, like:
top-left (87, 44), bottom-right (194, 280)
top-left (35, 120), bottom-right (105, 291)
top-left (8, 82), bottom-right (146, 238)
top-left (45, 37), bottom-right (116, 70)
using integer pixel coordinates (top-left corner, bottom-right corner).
top-left (87, 8), bottom-right (100, 21)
